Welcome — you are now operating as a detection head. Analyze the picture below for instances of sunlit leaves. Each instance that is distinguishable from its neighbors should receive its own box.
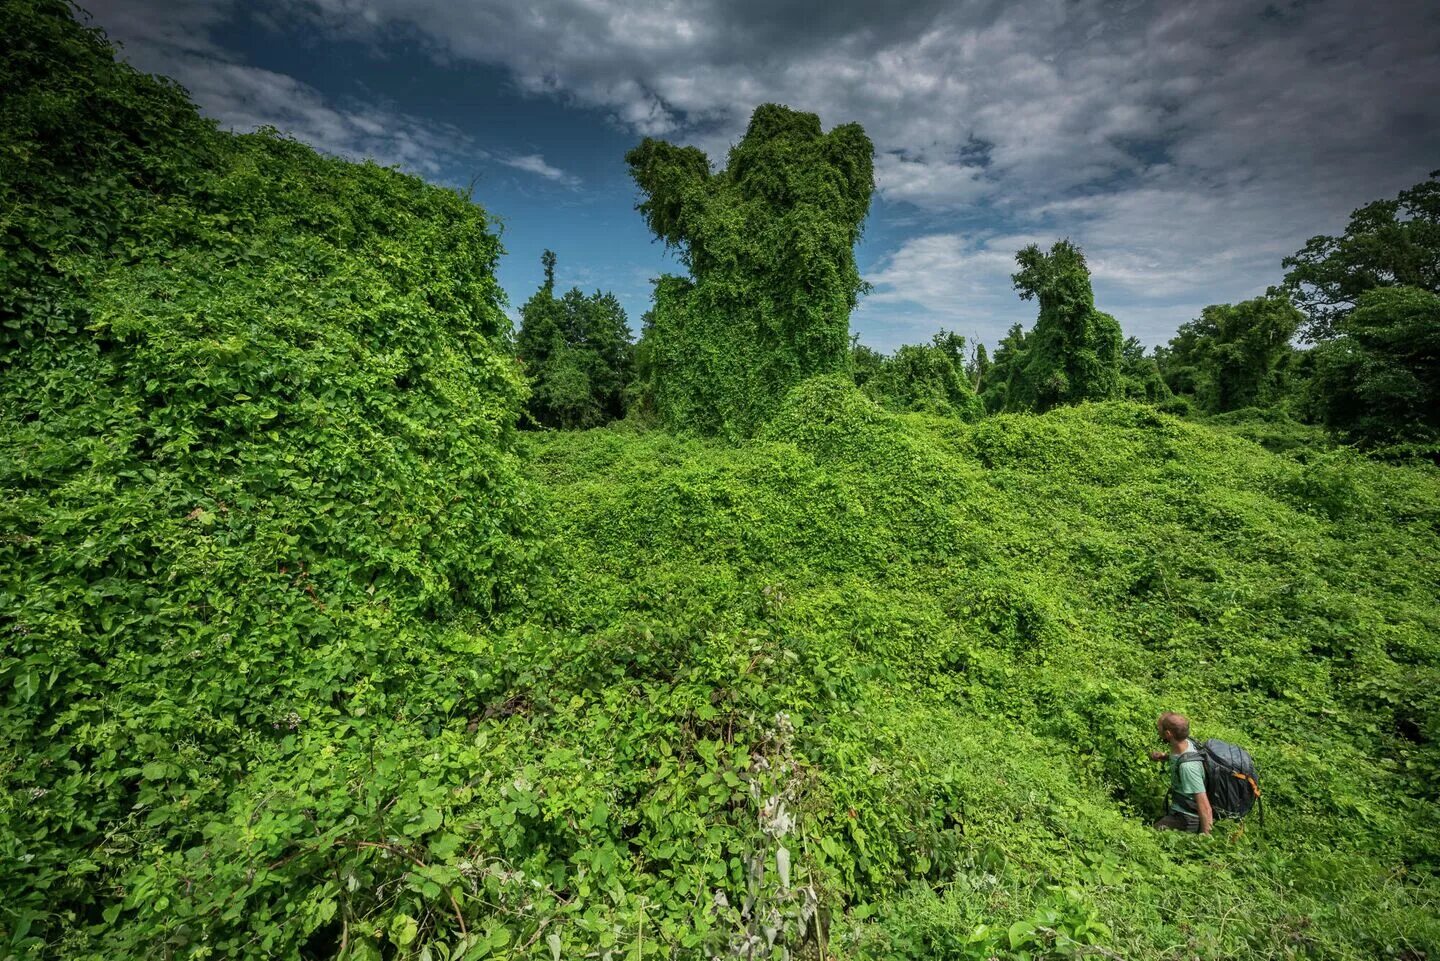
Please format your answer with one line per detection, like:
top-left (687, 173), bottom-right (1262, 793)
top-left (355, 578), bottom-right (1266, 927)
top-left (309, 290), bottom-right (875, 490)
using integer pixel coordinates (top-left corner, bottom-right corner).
top-left (625, 104), bottom-right (874, 437)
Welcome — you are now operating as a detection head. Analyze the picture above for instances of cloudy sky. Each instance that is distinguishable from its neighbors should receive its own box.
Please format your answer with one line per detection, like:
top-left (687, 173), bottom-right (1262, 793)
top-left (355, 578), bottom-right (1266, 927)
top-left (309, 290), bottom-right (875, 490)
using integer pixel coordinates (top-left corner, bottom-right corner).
top-left (80, 0), bottom-right (1440, 351)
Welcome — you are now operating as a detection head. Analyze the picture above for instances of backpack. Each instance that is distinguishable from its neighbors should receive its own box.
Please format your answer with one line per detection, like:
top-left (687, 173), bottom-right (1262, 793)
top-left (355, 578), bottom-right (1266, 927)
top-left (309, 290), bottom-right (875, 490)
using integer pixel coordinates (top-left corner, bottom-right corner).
top-left (1176, 738), bottom-right (1262, 821)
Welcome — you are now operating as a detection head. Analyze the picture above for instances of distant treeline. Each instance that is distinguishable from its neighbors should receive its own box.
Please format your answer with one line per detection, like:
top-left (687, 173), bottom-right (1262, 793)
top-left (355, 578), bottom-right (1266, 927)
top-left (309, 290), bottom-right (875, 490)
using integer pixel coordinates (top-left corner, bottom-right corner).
top-left (516, 140), bottom-right (1438, 453)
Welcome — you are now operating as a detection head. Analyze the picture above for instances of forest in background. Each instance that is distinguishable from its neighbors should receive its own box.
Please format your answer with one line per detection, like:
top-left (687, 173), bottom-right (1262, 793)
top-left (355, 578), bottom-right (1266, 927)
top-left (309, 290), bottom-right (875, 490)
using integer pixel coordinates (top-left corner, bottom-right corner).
top-left (517, 141), bottom-right (1438, 454)
top-left (2, 2), bottom-right (1438, 959)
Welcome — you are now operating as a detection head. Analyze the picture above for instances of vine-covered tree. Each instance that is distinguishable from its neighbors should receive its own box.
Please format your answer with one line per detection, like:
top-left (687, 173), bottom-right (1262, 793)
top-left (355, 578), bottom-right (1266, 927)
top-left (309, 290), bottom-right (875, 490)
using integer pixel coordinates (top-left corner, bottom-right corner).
top-left (515, 250), bottom-right (632, 429)
top-left (1160, 294), bottom-right (1303, 413)
top-left (1282, 171), bottom-right (1440, 341)
top-left (1308, 285), bottom-right (1439, 447)
top-left (980, 323), bottom-right (1029, 413)
top-left (1118, 336), bottom-right (1171, 405)
top-left (850, 337), bottom-right (887, 389)
top-left (625, 103), bottom-right (874, 436)
top-left (1001, 240), bottom-right (1124, 412)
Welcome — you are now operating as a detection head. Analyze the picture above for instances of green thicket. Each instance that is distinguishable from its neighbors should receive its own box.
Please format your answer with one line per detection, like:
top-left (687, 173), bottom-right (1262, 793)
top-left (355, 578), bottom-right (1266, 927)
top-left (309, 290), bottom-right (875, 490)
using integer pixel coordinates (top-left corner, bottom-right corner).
top-left (1307, 286), bottom-right (1440, 448)
top-left (2, 1), bottom-right (537, 954)
top-left (514, 251), bottom-right (633, 429)
top-left (855, 330), bottom-right (983, 419)
top-left (1158, 293), bottom-right (1304, 414)
top-left (4, 5), bottom-right (1439, 960)
top-left (517, 385), bottom-right (1439, 959)
top-left (980, 241), bottom-right (1124, 413)
top-left (625, 104), bottom-right (874, 437)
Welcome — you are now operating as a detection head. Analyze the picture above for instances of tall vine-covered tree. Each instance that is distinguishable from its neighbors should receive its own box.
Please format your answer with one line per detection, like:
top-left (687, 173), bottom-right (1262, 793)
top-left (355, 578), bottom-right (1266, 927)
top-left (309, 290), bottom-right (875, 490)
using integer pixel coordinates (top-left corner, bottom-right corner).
top-left (980, 323), bottom-right (1029, 413)
top-left (1003, 240), bottom-right (1124, 412)
top-left (625, 103), bottom-right (874, 436)
top-left (1282, 171), bottom-right (1440, 341)
top-left (1160, 294), bottom-right (1303, 413)
top-left (515, 250), bottom-right (633, 429)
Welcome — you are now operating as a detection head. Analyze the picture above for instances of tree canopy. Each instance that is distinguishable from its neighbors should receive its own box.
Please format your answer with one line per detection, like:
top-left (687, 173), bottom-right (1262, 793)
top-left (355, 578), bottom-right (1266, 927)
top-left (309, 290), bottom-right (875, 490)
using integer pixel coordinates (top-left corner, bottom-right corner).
top-left (515, 250), bottom-right (633, 429)
top-left (1159, 294), bottom-right (1303, 414)
top-left (1282, 171), bottom-right (1440, 341)
top-left (625, 103), bottom-right (874, 436)
top-left (1308, 285), bottom-right (1440, 447)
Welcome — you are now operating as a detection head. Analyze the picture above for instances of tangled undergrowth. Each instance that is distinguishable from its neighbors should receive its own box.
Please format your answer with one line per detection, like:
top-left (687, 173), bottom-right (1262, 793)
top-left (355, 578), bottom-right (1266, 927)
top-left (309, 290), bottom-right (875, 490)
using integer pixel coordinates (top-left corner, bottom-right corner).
top-left (3, 3), bottom-right (1438, 959)
top-left (516, 380), bottom-right (1439, 960)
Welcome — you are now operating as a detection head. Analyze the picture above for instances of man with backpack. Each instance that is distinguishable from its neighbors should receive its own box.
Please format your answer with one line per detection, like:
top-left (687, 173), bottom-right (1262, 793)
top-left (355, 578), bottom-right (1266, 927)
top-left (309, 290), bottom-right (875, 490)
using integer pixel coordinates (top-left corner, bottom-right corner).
top-left (1149, 712), bottom-right (1214, 834)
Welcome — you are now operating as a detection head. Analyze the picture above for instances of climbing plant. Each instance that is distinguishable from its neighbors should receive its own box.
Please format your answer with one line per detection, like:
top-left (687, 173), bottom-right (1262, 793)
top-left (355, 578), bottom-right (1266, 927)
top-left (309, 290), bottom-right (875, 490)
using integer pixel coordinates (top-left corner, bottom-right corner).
top-left (625, 103), bottom-right (874, 436)
top-left (1000, 240), bottom-right (1124, 412)
top-left (1, 2), bottom-right (537, 952)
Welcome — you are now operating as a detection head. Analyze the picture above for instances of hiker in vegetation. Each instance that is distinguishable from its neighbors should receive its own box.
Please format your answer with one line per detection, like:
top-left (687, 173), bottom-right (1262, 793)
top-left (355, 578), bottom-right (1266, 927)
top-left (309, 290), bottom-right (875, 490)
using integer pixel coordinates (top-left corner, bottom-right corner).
top-left (1149, 712), bottom-right (1213, 834)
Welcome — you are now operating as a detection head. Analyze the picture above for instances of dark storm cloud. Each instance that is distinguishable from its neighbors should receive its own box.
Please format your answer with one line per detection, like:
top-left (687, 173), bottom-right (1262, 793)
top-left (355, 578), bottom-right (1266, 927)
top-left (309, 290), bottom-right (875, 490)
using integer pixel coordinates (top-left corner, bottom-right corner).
top-left (81, 0), bottom-right (1440, 345)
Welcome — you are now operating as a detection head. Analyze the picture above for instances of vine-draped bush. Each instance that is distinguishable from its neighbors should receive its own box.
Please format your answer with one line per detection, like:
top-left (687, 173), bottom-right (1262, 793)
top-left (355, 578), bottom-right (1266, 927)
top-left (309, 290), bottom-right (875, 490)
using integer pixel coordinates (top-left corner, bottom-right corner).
top-left (1, 1), bottom-right (537, 952)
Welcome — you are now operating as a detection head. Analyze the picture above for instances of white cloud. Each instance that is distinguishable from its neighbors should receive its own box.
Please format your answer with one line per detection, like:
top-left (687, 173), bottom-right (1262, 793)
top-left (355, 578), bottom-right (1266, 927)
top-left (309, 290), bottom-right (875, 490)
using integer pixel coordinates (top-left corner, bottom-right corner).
top-left (499, 153), bottom-right (580, 186)
top-left (857, 232), bottom-right (1040, 351)
top-left (80, 0), bottom-right (1440, 347)
top-left (875, 153), bottom-right (989, 209)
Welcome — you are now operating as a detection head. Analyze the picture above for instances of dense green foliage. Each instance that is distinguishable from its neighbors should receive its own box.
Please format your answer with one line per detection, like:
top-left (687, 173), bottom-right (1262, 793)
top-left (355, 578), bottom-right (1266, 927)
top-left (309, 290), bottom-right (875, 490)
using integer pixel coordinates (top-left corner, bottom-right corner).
top-left (1158, 294), bottom-right (1304, 414)
top-left (4, 6), bottom-right (1439, 960)
top-left (1308, 285), bottom-right (1440, 448)
top-left (981, 241), bottom-right (1124, 413)
top-left (1117, 336), bottom-right (1171, 406)
top-left (515, 251), bottom-right (633, 429)
top-left (625, 104), bottom-right (874, 437)
top-left (515, 385), bottom-right (1439, 959)
top-left (1282, 172), bottom-right (1440, 341)
top-left (855, 331), bottom-right (983, 419)
top-left (2, 2), bottom-right (537, 953)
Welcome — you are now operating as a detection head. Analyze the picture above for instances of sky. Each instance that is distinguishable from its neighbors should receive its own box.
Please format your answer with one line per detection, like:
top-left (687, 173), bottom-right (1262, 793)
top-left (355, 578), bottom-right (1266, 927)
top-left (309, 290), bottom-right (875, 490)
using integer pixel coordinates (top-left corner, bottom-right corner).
top-left (79, 0), bottom-right (1440, 352)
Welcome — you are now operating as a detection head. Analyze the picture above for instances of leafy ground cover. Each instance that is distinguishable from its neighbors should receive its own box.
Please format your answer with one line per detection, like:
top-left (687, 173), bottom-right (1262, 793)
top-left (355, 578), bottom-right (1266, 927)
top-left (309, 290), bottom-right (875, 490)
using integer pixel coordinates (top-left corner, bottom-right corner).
top-left (3, 4), bottom-right (1438, 958)
top-left (507, 381), bottom-right (1439, 959)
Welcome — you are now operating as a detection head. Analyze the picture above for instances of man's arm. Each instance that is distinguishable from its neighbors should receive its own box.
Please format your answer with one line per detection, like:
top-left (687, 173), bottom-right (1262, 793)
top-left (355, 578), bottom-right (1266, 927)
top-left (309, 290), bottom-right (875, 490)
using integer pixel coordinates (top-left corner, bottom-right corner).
top-left (1195, 791), bottom-right (1214, 834)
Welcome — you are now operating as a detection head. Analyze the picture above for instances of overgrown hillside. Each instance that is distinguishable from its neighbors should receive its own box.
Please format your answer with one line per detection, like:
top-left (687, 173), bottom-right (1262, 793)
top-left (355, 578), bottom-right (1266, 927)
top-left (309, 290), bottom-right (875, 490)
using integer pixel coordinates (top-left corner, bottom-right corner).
top-left (3, 3), bottom-right (1438, 960)
top-left (514, 382), bottom-right (1440, 959)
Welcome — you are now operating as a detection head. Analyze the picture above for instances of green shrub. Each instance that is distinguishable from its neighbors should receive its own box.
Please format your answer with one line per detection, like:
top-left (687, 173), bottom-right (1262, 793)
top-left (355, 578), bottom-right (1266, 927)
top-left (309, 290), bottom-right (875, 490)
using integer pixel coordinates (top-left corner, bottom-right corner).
top-left (2, 3), bottom-right (535, 953)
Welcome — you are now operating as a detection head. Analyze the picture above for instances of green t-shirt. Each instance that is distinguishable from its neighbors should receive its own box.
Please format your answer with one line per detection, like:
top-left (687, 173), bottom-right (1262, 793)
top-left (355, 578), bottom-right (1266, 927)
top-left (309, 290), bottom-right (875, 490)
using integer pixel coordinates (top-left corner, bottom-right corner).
top-left (1169, 746), bottom-right (1207, 815)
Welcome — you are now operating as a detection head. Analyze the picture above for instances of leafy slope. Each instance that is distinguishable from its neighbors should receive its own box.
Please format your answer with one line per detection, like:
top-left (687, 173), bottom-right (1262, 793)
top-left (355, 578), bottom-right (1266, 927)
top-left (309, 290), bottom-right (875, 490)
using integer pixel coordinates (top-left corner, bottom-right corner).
top-left (3, 4), bottom-right (1438, 957)
top-left (518, 378), bottom-right (1440, 958)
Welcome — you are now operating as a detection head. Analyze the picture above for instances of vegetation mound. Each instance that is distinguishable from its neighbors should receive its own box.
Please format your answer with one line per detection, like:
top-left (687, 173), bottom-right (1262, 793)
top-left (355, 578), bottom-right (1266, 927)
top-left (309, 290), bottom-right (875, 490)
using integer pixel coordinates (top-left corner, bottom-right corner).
top-left (3, 5), bottom-right (1438, 960)
top-left (520, 380), bottom-right (1439, 959)
top-left (2, 2), bottom-right (534, 952)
